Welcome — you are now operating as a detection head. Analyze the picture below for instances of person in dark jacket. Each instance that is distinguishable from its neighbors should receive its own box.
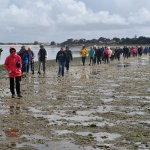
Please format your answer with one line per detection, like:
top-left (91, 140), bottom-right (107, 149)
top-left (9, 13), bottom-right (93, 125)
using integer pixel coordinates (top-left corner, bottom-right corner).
top-left (64, 46), bottom-right (73, 71)
top-left (56, 47), bottom-right (67, 77)
top-left (38, 45), bottom-right (47, 74)
top-left (4, 47), bottom-right (22, 98)
top-left (123, 46), bottom-right (129, 59)
top-left (114, 47), bottom-right (123, 61)
top-left (27, 47), bottom-right (34, 74)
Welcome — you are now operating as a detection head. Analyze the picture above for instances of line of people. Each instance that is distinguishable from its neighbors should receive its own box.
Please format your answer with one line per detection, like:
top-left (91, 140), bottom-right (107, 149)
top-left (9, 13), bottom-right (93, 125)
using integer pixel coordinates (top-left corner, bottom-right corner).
top-left (4, 44), bottom-right (150, 98)
top-left (80, 45), bottom-right (150, 65)
top-left (80, 45), bottom-right (113, 65)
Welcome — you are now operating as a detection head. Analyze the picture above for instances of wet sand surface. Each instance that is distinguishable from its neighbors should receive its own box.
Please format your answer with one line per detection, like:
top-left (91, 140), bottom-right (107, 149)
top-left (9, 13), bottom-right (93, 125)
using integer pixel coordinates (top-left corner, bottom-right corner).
top-left (0, 56), bottom-right (150, 150)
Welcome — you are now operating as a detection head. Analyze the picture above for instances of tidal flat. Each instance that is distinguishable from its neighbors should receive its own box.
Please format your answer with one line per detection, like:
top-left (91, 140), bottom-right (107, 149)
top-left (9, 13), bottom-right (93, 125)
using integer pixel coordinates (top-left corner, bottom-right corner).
top-left (0, 56), bottom-right (150, 150)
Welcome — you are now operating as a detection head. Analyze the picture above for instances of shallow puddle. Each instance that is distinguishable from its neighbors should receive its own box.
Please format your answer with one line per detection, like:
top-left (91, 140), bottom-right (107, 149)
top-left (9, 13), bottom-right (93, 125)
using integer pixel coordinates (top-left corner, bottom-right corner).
top-left (17, 135), bottom-right (85, 150)
top-left (0, 102), bottom-right (9, 115)
top-left (76, 131), bottom-right (121, 143)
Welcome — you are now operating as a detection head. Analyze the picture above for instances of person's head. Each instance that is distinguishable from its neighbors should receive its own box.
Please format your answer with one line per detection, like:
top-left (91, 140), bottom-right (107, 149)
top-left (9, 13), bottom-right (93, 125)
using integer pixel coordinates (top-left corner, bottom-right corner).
top-left (28, 47), bottom-right (31, 51)
top-left (21, 45), bottom-right (26, 51)
top-left (40, 44), bottom-right (44, 49)
top-left (66, 46), bottom-right (69, 50)
top-left (60, 47), bottom-right (64, 51)
top-left (93, 45), bottom-right (97, 49)
top-left (10, 47), bottom-right (16, 54)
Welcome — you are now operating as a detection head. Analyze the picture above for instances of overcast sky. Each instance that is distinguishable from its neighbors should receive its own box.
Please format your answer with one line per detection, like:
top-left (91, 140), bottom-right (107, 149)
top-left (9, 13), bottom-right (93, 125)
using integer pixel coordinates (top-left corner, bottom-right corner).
top-left (1, 0), bottom-right (150, 43)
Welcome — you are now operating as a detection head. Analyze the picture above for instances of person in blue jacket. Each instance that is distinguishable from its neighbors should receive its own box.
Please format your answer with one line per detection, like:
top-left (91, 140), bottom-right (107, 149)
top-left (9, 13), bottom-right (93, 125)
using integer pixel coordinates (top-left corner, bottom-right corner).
top-left (56, 47), bottom-right (67, 77)
top-left (18, 46), bottom-right (29, 76)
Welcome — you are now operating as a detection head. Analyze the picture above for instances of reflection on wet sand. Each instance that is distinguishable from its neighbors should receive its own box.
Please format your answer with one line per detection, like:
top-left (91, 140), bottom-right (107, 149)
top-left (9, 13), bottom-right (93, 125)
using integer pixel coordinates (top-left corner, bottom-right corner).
top-left (9, 101), bottom-right (21, 115)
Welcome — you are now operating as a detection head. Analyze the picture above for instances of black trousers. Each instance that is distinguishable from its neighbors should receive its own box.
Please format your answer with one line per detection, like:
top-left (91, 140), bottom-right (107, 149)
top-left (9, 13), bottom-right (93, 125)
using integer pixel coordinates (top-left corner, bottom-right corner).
top-left (27, 61), bottom-right (34, 74)
top-left (65, 60), bottom-right (70, 70)
top-left (10, 76), bottom-right (21, 95)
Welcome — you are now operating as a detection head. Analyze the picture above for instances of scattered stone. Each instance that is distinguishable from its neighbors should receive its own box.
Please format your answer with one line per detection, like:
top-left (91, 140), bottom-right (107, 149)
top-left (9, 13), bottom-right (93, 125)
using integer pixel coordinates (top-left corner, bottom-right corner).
top-left (89, 124), bottom-right (97, 127)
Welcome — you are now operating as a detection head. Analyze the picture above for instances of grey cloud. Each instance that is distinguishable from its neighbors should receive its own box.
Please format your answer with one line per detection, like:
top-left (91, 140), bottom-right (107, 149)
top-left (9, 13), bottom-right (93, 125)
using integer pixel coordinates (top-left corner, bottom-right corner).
top-left (0, 0), bottom-right (150, 42)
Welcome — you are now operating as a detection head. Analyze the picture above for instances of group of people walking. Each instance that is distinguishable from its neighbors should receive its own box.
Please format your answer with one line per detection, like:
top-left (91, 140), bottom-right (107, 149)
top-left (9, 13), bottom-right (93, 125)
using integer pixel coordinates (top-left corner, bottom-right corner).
top-left (80, 45), bottom-right (114, 65)
top-left (80, 45), bottom-right (150, 66)
top-left (3, 44), bottom-right (150, 98)
top-left (4, 45), bottom-right (47, 98)
top-left (4, 45), bottom-right (73, 98)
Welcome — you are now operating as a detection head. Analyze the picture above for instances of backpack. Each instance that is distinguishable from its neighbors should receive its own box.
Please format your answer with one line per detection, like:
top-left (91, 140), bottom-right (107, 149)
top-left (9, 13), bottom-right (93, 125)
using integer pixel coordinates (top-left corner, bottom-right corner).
top-left (39, 49), bottom-right (46, 61)
top-left (16, 60), bottom-right (21, 68)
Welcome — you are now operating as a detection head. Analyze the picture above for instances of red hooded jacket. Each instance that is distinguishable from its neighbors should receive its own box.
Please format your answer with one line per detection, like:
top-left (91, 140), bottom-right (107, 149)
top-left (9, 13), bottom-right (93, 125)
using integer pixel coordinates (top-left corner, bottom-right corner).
top-left (4, 53), bottom-right (22, 78)
top-left (131, 47), bottom-right (136, 54)
top-left (103, 48), bottom-right (111, 58)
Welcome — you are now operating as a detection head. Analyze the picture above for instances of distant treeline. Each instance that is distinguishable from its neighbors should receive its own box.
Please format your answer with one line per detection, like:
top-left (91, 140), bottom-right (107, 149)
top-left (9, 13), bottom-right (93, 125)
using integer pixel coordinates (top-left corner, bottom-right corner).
top-left (1, 36), bottom-right (150, 46)
top-left (61, 36), bottom-right (150, 47)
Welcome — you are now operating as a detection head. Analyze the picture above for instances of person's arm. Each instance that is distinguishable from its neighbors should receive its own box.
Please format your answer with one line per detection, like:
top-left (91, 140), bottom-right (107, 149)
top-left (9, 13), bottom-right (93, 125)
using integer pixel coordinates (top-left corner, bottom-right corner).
top-left (31, 51), bottom-right (34, 58)
top-left (0, 48), bottom-right (3, 53)
top-left (4, 57), bottom-right (11, 73)
top-left (45, 49), bottom-right (48, 59)
top-left (56, 52), bottom-right (58, 62)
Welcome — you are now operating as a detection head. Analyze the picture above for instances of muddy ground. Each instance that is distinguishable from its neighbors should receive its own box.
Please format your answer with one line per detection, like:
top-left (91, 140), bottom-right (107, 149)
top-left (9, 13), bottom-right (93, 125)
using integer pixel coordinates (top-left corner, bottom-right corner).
top-left (0, 56), bottom-right (150, 150)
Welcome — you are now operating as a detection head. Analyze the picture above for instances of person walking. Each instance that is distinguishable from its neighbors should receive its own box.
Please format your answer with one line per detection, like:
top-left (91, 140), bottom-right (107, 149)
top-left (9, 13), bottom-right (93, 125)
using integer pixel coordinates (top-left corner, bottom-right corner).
top-left (4, 47), bottom-right (22, 98)
top-left (80, 45), bottom-right (88, 66)
top-left (103, 47), bottom-right (111, 64)
top-left (27, 47), bottom-right (34, 74)
top-left (38, 45), bottom-right (47, 74)
top-left (18, 46), bottom-right (30, 76)
top-left (65, 46), bottom-right (73, 71)
top-left (88, 47), bottom-right (95, 65)
top-left (56, 47), bottom-right (67, 77)
top-left (123, 46), bottom-right (129, 59)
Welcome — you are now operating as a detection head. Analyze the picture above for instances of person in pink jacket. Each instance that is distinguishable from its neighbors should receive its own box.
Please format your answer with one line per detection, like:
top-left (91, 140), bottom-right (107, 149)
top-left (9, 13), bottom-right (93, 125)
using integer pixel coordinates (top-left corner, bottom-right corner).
top-left (4, 47), bottom-right (23, 98)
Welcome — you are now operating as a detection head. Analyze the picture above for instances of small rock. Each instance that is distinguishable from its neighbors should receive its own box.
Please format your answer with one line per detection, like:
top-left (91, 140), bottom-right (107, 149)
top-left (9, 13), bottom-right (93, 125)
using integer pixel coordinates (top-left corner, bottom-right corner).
top-left (89, 124), bottom-right (97, 127)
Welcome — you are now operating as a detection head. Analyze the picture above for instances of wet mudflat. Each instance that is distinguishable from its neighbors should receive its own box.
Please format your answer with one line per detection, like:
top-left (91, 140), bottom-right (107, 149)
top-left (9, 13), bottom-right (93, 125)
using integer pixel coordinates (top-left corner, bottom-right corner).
top-left (0, 56), bottom-right (150, 150)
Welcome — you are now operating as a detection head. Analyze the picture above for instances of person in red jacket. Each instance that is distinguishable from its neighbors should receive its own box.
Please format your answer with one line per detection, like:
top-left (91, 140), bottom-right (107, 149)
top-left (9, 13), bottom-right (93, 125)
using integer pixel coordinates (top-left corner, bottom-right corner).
top-left (4, 47), bottom-right (23, 98)
top-left (103, 47), bottom-right (111, 64)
